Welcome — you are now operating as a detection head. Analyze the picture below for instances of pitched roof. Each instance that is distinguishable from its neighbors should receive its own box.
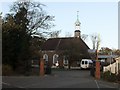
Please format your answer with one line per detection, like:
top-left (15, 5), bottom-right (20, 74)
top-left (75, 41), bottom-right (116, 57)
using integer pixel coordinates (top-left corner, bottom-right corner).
top-left (98, 55), bottom-right (119, 59)
top-left (42, 37), bottom-right (91, 58)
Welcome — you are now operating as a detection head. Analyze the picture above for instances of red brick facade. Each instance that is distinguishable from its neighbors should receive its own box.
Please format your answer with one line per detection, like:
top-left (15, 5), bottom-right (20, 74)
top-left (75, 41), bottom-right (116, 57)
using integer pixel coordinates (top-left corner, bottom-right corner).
top-left (41, 37), bottom-right (91, 69)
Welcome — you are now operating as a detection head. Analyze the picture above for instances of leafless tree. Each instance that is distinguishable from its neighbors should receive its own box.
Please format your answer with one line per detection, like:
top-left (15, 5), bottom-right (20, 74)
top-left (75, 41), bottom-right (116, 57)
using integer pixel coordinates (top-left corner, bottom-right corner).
top-left (65, 32), bottom-right (72, 37)
top-left (90, 33), bottom-right (101, 50)
top-left (50, 30), bottom-right (61, 38)
top-left (81, 34), bottom-right (88, 41)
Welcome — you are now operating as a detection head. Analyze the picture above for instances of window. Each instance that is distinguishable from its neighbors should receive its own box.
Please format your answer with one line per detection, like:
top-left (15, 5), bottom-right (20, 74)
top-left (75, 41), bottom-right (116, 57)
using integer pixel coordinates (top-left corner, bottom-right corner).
top-left (53, 54), bottom-right (59, 64)
top-left (64, 60), bottom-right (68, 65)
top-left (63, 56), bottom-right (68, 65)
top-left (43, 54), bottom-right (48, 62)
top-left (85, 61), bottom-right (87, 64)
top-left (82, 61), bottom-right (84, 64)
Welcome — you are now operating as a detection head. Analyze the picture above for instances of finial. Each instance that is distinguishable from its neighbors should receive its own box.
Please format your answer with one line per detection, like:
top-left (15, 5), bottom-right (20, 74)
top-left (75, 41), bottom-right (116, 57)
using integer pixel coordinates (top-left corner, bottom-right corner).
top-left (77, 11), bottom-right (79, 20)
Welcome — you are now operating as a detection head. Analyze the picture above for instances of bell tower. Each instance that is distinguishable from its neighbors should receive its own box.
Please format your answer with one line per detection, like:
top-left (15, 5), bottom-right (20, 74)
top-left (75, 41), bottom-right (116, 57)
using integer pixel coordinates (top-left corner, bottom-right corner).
top-left (74, 11), bottom-right (81, 38)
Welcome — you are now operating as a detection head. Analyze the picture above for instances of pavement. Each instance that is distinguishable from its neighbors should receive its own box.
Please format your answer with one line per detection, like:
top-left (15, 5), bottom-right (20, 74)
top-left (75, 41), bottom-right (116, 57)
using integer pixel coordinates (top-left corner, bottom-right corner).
top-left (2, 69), bottom-right (120, 89)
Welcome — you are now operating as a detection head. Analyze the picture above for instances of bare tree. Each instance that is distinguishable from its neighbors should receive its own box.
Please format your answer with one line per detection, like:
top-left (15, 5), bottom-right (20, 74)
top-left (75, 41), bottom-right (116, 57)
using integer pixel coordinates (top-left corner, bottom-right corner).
top-left (90, 33), bottom-right (101, 50)
top-left (96, 34), bottom-right (101, 50)
top-left (10, 1), bottom-right (55, 37)
top-left (50, 30), bottom-right (61, 38)
top-left (81, 34), bottom-right (88, 41)
top-left (65, 32), bottom-right (72, 37)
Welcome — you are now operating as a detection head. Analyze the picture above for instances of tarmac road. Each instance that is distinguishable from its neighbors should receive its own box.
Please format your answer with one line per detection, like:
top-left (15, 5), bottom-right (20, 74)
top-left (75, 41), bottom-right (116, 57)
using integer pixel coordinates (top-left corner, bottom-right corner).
top-left (2, 70), bottom-right (120, 89)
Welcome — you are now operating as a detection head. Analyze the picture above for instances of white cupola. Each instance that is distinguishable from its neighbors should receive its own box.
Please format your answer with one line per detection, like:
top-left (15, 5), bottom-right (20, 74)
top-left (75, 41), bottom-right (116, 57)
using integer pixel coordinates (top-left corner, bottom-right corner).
top-left (74, 11), bottom-right (81, 38)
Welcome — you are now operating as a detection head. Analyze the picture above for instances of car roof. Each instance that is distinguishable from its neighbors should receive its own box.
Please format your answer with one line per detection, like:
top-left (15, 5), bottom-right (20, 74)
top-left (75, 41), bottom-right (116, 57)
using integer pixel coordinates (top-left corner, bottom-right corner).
top-left (81, 59), bottom-right (93, 62)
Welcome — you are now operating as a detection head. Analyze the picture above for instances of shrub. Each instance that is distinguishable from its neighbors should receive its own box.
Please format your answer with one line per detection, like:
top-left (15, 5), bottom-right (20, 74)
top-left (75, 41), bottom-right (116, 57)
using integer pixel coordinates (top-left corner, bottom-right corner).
top-left (2, 64), bottom-right (14, 76)
top-left (116, 70), bottom-right (120, 81)
top-left (101, 71), bottom-right (117, 82)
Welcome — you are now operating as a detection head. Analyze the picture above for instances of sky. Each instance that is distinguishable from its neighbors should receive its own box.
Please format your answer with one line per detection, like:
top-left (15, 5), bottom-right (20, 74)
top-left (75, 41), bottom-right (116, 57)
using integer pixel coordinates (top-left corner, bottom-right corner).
top-left (0, 0), bottom-right (119, 50)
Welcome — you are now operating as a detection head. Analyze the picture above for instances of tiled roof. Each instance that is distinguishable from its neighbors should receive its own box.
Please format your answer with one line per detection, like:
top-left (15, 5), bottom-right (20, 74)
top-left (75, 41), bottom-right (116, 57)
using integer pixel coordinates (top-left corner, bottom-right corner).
top-left (98, 55), bottom-right (119, 58)
top-left (42, 37), bottom-right (91, 58)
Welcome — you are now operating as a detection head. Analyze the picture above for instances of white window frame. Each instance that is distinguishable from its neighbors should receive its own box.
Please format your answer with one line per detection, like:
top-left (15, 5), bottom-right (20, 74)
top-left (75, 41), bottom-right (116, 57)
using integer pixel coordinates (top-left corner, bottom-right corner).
top-left (63, 56), bottom-right (68, 65)
top-left (43, 54), bottom-right (48, 62)
top-left (53, 54), bottom-right (59, 65)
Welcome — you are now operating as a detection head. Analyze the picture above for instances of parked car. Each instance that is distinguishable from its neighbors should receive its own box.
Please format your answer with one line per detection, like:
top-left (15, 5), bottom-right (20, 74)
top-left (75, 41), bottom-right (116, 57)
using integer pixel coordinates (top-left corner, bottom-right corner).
top-left (80, 59), bottom-right (93, 69)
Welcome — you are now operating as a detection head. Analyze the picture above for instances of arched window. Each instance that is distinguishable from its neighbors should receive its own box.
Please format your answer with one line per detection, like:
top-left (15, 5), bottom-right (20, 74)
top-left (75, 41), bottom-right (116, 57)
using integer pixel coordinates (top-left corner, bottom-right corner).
top-left (63, 56), bottom-right (68, 65)
top-left (53, 54), bottom-right (59, 65)
top-left (43, 54), bottom-right (48, 62)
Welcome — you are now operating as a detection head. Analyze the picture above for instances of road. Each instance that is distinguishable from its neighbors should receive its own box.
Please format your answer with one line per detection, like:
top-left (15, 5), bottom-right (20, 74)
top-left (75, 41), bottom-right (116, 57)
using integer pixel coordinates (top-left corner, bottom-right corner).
top-left (2, 69), bottom-right (120, 89)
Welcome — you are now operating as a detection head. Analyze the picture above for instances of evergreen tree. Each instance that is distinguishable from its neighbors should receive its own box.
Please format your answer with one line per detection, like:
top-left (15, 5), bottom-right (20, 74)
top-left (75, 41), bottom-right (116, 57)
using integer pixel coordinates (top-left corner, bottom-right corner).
top-left (2, 1), bottom-right (55, 75)
top-left (2, 6), bottom-right (31, 74)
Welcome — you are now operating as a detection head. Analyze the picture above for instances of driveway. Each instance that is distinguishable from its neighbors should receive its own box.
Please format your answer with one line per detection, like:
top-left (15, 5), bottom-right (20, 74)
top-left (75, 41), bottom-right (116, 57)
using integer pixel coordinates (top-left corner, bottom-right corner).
top-left (2, 69), bottom-right (120, 89)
